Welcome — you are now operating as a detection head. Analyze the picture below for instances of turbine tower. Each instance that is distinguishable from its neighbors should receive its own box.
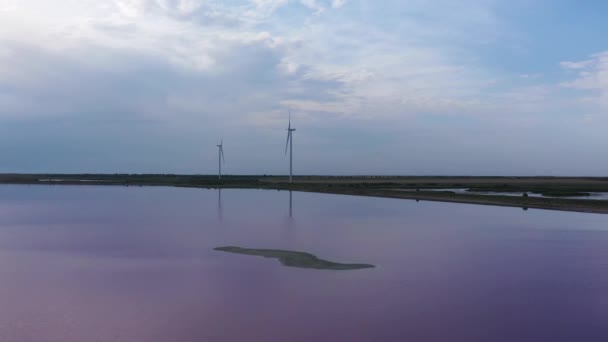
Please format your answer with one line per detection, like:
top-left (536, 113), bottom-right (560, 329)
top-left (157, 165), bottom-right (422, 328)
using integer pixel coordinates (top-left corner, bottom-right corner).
top-left (217, 139), bottom-right (225, 180)
top-left (285, 110), bottom-right (296, 183)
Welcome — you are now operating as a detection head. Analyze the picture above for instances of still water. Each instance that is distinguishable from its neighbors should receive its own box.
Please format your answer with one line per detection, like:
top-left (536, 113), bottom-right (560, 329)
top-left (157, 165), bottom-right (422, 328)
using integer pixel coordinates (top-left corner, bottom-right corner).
top-left (0, 185), bottom-right (607, 342)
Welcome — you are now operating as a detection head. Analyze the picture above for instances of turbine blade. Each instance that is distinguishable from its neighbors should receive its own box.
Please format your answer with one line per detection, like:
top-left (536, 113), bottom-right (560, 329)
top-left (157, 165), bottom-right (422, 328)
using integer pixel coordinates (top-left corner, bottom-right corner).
top-left (285, 131), bottom-right (291, 155)
top-left (221, 146), bottom-right (225, 163)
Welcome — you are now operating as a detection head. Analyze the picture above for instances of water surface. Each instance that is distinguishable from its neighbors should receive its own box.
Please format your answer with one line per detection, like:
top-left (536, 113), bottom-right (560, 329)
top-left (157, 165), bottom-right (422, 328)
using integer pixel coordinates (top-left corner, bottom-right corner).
top-left (418, 188), bottom-right (608, 200)
top-left (0, 185), bottom-right (607, 342)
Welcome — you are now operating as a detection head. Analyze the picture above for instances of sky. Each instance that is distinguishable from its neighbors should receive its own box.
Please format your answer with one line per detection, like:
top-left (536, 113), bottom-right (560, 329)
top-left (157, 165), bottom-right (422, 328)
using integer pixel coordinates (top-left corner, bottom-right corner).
top-left (0, 0), bottom-right (607, 175)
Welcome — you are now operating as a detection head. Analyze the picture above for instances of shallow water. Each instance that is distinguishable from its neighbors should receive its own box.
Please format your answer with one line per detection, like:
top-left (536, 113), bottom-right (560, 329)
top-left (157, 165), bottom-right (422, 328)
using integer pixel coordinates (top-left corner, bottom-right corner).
top-left (0, 185), bottom-right (607, 342)
top-left (400, 188), bottom-right (608, 200)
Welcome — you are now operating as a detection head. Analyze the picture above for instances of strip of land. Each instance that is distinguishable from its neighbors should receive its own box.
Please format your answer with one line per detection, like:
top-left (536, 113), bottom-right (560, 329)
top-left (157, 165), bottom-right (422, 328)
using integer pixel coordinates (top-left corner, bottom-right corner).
top-left (214, 246), bottom-right (375, 270)
top-left (2, 174), bottom-right (608, 214)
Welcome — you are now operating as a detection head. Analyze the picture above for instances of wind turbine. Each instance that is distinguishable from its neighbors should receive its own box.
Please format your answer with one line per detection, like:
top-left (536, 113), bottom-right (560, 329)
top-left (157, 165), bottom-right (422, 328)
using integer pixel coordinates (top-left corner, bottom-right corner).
top-left (285, 110), bottom-right (296, 183)
top-left (217, 139), bottom-right (225, 180)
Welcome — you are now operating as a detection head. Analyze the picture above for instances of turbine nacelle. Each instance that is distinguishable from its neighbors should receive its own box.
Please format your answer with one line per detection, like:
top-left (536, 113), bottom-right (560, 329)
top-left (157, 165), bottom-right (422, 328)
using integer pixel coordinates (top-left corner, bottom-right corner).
top-left (217, 140), bottom-right (225, 163)
top-left (217, 139), bottom-right (225, 181)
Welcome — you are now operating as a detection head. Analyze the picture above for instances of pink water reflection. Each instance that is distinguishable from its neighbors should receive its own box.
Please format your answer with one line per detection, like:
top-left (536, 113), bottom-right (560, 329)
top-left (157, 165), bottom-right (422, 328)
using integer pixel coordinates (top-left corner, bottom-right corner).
top-left (0, 185), bottom-right (607, 341)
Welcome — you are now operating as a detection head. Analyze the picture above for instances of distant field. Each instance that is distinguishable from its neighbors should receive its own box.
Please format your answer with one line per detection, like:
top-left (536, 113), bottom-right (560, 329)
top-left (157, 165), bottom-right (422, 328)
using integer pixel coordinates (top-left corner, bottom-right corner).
top-left (2, 174), bottom-right (608, 214)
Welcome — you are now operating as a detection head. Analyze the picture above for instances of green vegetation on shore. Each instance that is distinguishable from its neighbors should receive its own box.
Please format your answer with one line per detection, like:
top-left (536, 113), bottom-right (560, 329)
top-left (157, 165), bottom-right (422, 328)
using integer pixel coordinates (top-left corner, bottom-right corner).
top-left (214, 246), bottom-right (375, 270)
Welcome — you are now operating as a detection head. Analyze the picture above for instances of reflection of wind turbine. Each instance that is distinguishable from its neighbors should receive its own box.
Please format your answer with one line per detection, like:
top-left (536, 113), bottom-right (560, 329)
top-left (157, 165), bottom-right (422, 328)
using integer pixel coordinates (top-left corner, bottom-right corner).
top-left (289, 190), bottom-right (293, 218)
top-left (218, 188), bottom-right (223, 220)
top-left (217, 139), bottom-right (225, 180)
top-left (285, 110), bottom-right (296, 183)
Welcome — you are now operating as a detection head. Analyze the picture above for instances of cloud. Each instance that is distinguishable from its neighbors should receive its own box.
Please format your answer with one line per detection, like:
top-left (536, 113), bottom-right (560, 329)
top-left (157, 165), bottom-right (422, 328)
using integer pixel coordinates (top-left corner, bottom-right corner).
top-left (331, 0), bottom-right (347, 9)
top-left (2, 0), bottom-right (573, 128)
top-left (251, 0), bottom-right (289, 10)
top-left (559, 52), bottom-right (608, 109)
top-left (0, 0), bottom-right (19, 12)
top-left (1, 0), bottom-right (607, 174)
top-left (560, 60), bottom-right (594, 70)
top-left (560, 52), bottom-right (608, 90)
top-left (0, 0), bottom-right (509, 124)
top-left (300, 0), bottom-right (325, 13)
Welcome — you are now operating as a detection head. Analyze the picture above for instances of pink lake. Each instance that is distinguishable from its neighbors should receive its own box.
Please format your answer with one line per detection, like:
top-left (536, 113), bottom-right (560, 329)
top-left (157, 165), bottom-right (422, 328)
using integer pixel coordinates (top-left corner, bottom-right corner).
top-left (0, 185), bottom-right (607, 342)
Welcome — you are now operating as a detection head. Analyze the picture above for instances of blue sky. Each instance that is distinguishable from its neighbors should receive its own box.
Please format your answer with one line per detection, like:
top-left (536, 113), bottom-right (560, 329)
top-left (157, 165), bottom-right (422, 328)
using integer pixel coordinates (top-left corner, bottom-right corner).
top-left (0, 0), bottom-right (606, 175)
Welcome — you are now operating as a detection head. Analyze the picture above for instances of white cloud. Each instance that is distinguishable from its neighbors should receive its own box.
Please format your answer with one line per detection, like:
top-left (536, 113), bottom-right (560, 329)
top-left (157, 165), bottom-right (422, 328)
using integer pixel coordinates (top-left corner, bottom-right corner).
top-left (560, 52), bottom-right (608, 90)
top-left (278, 58), bottom-right (300, 75)
top-left (300, 0), bottom-right (324, 13)
top-left (0, 0), bottom-right (508, 123)
top-left (0, 0), bottom-right (597, 126)
top-left (331, 0), bottom-right (347, 9)
top-left (0, 0), bottom-right (19, 12)
top-left (519, 73), bottom-right (541, 79)
top-left (560, 60), bottom-right (594, 70)
top-left (251, 0), bottom-right (289, 9)
top-left (559, 52), bottom-right (608, 109)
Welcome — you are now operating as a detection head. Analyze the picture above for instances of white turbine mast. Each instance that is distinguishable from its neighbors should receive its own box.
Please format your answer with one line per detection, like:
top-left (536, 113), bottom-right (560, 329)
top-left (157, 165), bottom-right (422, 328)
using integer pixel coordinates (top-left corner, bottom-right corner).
top-left (285, 109), bottom-right (296, 183)
top-left (217, 139), bottom-right (225, 180)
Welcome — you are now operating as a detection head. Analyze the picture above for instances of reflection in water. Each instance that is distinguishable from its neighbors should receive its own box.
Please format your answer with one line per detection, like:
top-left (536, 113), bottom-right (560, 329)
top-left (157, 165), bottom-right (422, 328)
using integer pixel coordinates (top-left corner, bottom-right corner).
top-left (282, 191), bottom-right (296, 241)
top-left (289, 190), bottom-right (293, 218)
top-left (218, 188), bottom-right (223, 220)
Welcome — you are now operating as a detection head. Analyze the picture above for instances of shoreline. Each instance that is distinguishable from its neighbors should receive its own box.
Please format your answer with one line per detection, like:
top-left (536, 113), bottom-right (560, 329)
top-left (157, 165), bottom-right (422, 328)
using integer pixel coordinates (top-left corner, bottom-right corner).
top-left (297, 188), bottom-right (608, 214)
top-left (2, 174), bottom-right (608, 214)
